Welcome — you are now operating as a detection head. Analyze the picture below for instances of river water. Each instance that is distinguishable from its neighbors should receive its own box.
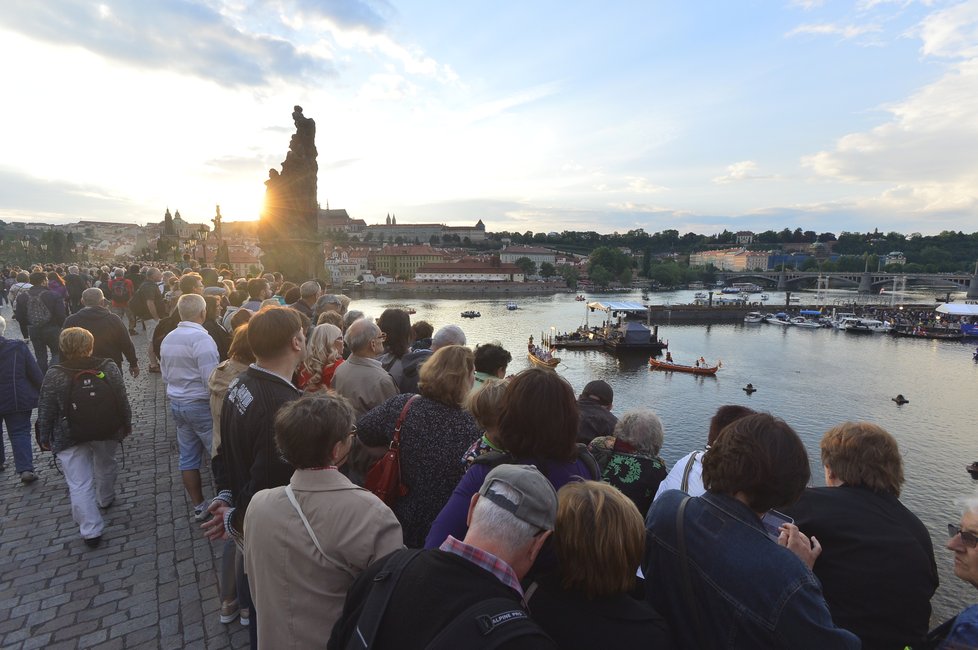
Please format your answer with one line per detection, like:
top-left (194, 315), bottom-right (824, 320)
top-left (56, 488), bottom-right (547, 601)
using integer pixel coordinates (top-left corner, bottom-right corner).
top-left (354, 288), bottom-right (977, 622)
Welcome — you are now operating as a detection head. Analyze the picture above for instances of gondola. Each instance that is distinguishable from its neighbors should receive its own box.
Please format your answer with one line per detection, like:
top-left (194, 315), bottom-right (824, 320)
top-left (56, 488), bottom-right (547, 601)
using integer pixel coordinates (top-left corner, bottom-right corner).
top-left (527, 352), bottom-right (560, 369)
top-left (649, 357), bottom-right (721, 376)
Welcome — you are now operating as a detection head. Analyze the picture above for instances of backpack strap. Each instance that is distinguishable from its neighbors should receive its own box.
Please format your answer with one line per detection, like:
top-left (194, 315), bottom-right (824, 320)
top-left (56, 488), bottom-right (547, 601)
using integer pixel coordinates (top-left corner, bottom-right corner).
top-left (345, 549), bottom-right (423, 650)
top-left (426, 597), bottom-right (552, 650)
top-left (676, 496), bottom-right (710, 650)
top-left (680, 451), bottom-right (700, 493)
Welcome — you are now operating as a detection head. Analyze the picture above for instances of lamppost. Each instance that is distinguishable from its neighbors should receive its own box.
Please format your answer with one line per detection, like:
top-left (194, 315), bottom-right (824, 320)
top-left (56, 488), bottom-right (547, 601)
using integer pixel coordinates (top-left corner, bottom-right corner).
top-left (198, 225), bottom-right (209, 265)
top-left (40, 242), bottom-right (48, 263)
top-left (185, 234), bottom-right (198, 264)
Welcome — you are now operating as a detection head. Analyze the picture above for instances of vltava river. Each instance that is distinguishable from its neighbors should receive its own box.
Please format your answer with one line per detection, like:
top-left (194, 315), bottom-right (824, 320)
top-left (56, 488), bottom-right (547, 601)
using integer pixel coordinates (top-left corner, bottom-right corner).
top-left (353, 289), bottom-right (978, 622)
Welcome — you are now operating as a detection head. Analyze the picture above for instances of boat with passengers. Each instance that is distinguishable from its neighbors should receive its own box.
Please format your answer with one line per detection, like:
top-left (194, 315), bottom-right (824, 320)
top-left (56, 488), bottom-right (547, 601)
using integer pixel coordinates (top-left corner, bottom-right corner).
top-left (649, 357), bottom-right (721, 376)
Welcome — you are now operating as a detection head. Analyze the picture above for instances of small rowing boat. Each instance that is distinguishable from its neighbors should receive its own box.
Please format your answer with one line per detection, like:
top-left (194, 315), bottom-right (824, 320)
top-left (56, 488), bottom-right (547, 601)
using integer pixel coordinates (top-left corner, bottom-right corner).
top-left (649, 357), bottom-right (721, 376)
top-left (528, 352), bottom-right (560, 369)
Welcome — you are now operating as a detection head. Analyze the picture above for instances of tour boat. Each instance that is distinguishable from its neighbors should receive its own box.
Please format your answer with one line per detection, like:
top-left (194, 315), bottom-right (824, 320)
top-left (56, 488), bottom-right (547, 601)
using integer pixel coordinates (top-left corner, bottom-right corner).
top-left (744, 312), bottom-right (765, 324)
top-left (461, 310), bottom-right (481, 318)
top-left (649, 357), bottom-right (721, 376)
top-left (506, 302), bottom-right (518, 310)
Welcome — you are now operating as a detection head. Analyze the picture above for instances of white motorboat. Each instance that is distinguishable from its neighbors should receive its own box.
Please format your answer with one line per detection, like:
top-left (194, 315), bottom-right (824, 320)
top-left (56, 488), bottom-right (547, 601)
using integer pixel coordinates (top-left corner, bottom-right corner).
top-left (766, 313), bottom-right (792, 326)
top-left (789, 316), bottom-right (822, 329)
top-left (760, 294), bottom-right (770, 301)
top-left (506, 302), bottom-right (518, 310)
top-left (744, 312), bottom-right (765, 324)
top-left (841, 318), bottom-right (892, 334)
top-left (694, 292), bottom-right (708, 299)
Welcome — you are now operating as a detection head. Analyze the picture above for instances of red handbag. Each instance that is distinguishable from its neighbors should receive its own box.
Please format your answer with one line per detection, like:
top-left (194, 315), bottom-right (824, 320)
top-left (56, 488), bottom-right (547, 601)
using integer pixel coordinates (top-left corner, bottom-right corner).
top-left (364, 395), bottom-right (419, 507)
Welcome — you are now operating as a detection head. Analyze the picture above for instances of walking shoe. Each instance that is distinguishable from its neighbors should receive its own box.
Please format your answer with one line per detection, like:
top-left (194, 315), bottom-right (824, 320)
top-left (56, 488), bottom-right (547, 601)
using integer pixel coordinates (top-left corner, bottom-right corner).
top-left (20, 471), bottom-right (37, 484)
top-left (193, 501), bottom-right (212, 522)
top-left (219, 600), bottom-right (240, 624)
top-left (239, 608), bottom-right (250, 626)
top-left (83, 536), bottom-right (102, 548)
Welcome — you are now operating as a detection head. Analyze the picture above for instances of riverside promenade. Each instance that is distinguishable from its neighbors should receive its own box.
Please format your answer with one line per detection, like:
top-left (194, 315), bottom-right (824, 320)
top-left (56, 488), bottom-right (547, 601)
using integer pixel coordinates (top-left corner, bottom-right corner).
top-left (0, 317), bottom-right (248, 649)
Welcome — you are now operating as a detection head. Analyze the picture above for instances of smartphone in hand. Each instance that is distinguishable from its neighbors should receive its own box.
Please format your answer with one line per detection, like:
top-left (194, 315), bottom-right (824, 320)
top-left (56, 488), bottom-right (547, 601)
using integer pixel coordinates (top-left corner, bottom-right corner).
top-left (761, 509), bottom-right (794, 540)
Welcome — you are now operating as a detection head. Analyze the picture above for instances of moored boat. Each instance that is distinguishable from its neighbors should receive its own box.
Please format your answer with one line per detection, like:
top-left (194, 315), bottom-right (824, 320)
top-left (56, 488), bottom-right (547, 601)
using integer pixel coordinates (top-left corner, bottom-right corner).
top-left (461, 310), bottom-right (481, 318)
top-left (744, 312), bottom-right (764, 324)
top-left (649, 357), bottom-right (721, 376)
top-left (527, 351), bottom-right (560, 368)
top-left (506, 302), bottom-right (518, 310)
top-left (892, 327), bottom-right (964, 340)
top-left (789, 316), bottom-right (822, 329)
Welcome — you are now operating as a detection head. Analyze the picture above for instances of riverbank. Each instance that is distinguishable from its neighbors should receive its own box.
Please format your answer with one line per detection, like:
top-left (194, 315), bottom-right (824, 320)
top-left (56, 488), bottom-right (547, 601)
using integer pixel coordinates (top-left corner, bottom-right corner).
top-left (359, 280), bottom-right (570, 295)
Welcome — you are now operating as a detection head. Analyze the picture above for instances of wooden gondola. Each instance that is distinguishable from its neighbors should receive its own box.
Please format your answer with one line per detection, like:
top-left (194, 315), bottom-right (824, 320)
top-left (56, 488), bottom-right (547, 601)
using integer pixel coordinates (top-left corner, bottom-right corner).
top-left (892, 327), bottom-right (963, 340)
top-left (528, 352), bottom-right (560, 369)
top-left (649, 357), bottom-right (720, 376)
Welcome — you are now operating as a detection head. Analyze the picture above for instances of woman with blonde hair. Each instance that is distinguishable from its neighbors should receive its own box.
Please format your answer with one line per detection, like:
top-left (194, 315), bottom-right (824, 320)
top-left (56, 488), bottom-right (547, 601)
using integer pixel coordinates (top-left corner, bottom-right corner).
top-left (36, 327), bottom-right (132, 549)
top-left (297, 323), bottom-right (345, 392)
top-left (356, 345), bottom-right (481, 547)
top-left (461, 378), bottom-right (508, 465)
top-left (528, 481), bottom-right (671, 648)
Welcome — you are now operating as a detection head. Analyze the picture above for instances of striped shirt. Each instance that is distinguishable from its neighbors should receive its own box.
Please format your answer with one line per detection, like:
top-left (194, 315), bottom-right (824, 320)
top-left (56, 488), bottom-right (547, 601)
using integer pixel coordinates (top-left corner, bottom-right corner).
top-left (160, 321), bottom-right (219, 402)
top-left (439, 535), bottom-right (523, 597)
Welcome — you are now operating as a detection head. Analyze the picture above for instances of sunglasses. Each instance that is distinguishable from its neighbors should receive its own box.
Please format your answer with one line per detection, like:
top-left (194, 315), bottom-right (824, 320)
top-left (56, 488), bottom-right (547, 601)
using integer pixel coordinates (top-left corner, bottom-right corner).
top-left (949, 524), bottom-right (978, 548)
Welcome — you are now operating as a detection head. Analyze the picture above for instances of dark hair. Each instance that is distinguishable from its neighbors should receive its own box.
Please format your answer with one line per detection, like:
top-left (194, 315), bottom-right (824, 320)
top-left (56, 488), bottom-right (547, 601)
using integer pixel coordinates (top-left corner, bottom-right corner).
top-left (229, 289), bottom-right (248, 308)
top-left (702, 413), bottom-right (810, 512)
top-left (247, 277), bottom-right (268, 299)
top-left (278, 281), bottom-right (297, 297)
top-left (412, 320), bottom-right (434, 340)
top-left (228, 324), bottom-right (256, 364)
top-left (29, 271), bottom-right (47, 285)
top-left (204, 295), bottom-right (220, 321)
top-left (247, 306), bottom-right (303, 358)
top-left (200, 268), bottom-right (220, 287)
top-left (377, 308), bottom-right (412, 358)
top-left (283, 287), bottom-right (301, 305)
top-left (498, 368), bottom-right (578, 462)
top-left (274, 394), bottom-right (355, 469)
top-left (230, 308), bottom-right (252, 331)
top-left (707, 404), bottom-right (757, 446)
top-left (474, 343), bottom-right (512, 376)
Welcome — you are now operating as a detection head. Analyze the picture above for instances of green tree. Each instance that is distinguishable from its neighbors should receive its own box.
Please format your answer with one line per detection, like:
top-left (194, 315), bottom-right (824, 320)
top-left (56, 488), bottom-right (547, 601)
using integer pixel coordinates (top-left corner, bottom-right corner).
top-left (589, 265), bottom-right (612, 287)
top-left (558, 265), bottom-right (579, 289)
top-left (539, 262), bottom-right (555, 278)
top-left (514, 256), bottom-right (537, 277)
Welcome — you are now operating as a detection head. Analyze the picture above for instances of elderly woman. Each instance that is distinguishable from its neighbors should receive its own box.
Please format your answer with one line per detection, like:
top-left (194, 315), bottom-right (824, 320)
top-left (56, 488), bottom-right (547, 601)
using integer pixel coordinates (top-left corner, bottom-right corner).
top-left (297, 323), bottom-right (345, 392)
top-left (645, 413), bottom-right (859, 649)
top-left (654, 404), bottom-right (755, 501)
top-left (36, 327), bottom-right (132, 548)
top-left (356, 345), bottom-right (481, 548)
top-left (784, 422), bottom-right (937, 650)
top-left (588, 408), bottom-right (668, 516)
top-left (244, 394), bottom-right (403, 650)
top-left (930, 496), bottom-right (978, 648)
top-left (425, 367), bottom-right (600, 551)
top-left (0, 316), bottom-right (43, 482)
top-left (528, 481), bottom-right (672, 648)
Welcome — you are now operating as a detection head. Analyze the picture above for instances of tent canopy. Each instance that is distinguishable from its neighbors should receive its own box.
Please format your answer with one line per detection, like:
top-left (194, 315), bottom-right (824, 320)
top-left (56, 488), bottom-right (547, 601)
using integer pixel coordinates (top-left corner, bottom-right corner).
top-left (936, 303), bottom-right (978, 316)
top-left (587, 301), bottom-right (647, 313)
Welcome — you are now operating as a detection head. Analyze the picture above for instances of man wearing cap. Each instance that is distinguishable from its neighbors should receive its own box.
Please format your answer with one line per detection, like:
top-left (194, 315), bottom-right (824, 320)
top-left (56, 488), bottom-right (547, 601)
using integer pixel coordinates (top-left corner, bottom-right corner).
top-left (576, 380), bottom-right (618, 445)
top-left (328, 465), bottom-right (557, 649)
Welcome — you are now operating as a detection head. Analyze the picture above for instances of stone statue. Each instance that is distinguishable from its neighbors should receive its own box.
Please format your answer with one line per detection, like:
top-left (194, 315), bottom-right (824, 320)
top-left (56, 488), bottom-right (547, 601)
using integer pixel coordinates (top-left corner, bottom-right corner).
top-left (212, 205), bottom-right (223, 241)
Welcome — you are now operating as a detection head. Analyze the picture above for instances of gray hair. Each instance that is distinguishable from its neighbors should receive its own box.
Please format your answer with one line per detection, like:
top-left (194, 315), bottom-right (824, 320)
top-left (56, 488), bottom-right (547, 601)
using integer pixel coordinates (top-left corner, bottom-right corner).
top-left (177, 293), bottom-right (207, 321)
top-left (299, 281), bottom-right (320, 298)
top-left (432, 324), bottom-right (466, 350)
top-left (148, 267), bottom-right (163, 281)
top-left (113, 267), bottom-right (125, 277)
top-left (614, 408), bottom-right (665, 456)
top-left (960, 491), bottom-right (978, 516)
top-left (342, 310), bottom-right (364, 331)
top-left (469, 481), bottom-right (540, 556)
top-left (81, 288), bottom-right (104, 307)
top-left (345, 318), bottom-right (380, 353)
top-left (68, 265), bottom-right (79, 274)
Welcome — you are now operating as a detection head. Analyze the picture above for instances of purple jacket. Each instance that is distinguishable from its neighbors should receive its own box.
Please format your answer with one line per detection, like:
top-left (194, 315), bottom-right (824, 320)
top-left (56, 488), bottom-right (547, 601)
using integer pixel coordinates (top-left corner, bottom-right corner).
top-left (424, 457), bottom-right (596, 549)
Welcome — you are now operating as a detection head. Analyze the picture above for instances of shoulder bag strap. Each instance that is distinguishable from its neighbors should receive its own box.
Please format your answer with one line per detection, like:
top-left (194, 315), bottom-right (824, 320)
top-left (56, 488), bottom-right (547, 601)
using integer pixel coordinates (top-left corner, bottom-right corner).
top-left (285, 484), bottom-right (357, 578)
top-left (676, 496), bottom-right (710, 650)
top-left (346, 549), bottom-right (422, 650)
top-left (391, 394), bottom-right (420, 447)
top-left (680, 451), bottom-right (700, 493)
top-left (426, 596), bottom-right (550, 650)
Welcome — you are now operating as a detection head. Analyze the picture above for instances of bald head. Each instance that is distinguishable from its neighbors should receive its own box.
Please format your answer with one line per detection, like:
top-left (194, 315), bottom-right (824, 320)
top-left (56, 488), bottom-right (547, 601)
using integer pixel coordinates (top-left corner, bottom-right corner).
top-left (81, 288), bottom-right (105, 307)
top-left (346, 318), bottom-right (381, 355)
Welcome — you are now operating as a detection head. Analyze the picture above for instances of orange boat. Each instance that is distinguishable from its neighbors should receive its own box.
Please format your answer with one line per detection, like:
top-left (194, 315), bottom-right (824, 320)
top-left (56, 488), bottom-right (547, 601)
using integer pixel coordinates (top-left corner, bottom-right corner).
top-left (528, 352), bottom-right (560, 369)
top-left (649, 357), bottom-right (720, 376)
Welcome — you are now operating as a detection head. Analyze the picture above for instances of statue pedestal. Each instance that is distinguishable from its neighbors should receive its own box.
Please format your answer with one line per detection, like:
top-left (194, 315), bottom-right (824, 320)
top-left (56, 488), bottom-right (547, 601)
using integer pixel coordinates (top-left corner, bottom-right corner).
top-left (259, 239), bottom-right (323, 282)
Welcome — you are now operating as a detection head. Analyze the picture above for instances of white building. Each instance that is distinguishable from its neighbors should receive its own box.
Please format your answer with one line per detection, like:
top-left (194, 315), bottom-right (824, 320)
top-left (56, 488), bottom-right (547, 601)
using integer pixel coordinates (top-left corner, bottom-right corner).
top-left (415, 260), bottom-right (525, 282)
top-left (499, 245), bottom-right (556, 267)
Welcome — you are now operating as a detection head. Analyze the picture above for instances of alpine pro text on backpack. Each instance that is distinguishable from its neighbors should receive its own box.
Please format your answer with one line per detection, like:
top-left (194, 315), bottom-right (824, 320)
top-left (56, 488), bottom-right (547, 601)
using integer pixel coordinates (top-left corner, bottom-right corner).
top-left (61, 361), bottom-right (125, 443)
top-left (26, 291), bottom-right (52, 327)
top-left (110, 278), bottom-right (130, 304)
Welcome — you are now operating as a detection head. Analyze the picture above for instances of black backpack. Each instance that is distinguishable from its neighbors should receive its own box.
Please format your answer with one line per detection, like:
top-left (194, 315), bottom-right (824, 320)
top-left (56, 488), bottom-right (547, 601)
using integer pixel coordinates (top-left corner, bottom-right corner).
top-left (344, 549), bottom-right (552, 650)
top-left (26, 291), bottom-right (52, 327)
top-left (60, 360), bottom-right (125, 442)
top-left (109, 278), bottom-right (130, 303)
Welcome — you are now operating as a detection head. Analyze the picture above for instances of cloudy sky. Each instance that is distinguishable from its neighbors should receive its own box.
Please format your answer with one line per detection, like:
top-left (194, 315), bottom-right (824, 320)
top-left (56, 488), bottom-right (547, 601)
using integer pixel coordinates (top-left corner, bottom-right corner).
top-left (1, 0), bottom-right (976, 235)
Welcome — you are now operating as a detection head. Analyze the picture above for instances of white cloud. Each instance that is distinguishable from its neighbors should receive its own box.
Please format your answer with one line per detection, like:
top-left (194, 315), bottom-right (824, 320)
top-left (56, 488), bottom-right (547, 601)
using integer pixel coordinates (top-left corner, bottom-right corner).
top-left (713, 161), bottom-right (775, 184)
top-left (790, 0), bottom-right (826, 9)
top-left (787, 22), bottom-right (883, 39)
top-left (919, 0), bottom-right (978, 58)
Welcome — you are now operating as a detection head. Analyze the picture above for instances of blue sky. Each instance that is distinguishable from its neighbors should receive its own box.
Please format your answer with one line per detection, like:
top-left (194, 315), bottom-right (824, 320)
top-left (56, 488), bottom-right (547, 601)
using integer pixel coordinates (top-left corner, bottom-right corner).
top-left (0, 0), bottom-right (976, 235)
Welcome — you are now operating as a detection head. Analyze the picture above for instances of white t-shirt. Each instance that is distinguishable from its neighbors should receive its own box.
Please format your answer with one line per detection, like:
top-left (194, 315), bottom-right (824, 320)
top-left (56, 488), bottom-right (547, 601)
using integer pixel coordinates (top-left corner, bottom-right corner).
top-left (654, 449), bottom-right (706, 501)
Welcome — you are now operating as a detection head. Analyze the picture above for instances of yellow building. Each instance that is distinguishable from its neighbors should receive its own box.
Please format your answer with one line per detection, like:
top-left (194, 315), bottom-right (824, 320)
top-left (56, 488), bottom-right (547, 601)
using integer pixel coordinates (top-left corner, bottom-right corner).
top-left (371, 245), bottom-right (447, 280)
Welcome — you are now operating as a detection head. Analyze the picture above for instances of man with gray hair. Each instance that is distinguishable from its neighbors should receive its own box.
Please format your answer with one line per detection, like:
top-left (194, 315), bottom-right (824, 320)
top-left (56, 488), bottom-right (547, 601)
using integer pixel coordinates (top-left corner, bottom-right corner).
top-left (328, 464), bottom-right (557, 649)
top-left (161, 293), bottom-right (220, 521)
top-left (431, 324), bottom-right (466, 351)
top-left (65, 264), bottom-right (89, 314)
top-left (63, 288), bottom-right (139, 377)
top-left (332, 318), bottom-right (398, 417)
top-left (290, 280), bottom-right (321, 320)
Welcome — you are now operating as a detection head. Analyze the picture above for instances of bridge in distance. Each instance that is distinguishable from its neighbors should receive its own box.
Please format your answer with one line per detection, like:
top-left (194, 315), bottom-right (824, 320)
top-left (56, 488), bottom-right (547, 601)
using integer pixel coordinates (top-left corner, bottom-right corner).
top-left (717, 269), bottom-right (978, 297)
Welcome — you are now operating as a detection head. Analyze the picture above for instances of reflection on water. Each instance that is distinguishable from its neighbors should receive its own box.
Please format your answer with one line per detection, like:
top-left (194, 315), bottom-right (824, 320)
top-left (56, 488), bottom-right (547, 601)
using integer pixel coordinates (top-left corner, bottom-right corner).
top-left (355, 290), bottom-right (978, 621)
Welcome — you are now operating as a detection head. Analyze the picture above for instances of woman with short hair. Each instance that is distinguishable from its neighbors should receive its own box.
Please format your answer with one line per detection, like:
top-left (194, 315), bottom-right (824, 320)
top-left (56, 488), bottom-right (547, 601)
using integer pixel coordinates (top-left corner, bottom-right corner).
top-left (0, 315), bottom-right (43, 482)
top-left (356, 345), bottom-right (481, 547)
top-left (588, 408), bottom-right (668, 516)
top-left (244, 393), bottom-right (403, 649)
top-left (425, 367), bottom-right (600, 552)
top-left (297, 323), bottom-right (345, 392)
top-left (36, 327), bottom-right (132, 548)
top-left (645, 413), bottom-right (859, 649)
top-left (784, 422), bottom-right (937, 650)
top-left (528, 481), bottom-right (672, 649)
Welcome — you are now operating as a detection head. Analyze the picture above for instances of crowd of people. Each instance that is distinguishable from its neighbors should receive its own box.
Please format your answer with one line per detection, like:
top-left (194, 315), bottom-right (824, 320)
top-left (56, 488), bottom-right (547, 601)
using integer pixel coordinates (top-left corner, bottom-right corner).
top-left (3, 260), bottom-right (978, 649)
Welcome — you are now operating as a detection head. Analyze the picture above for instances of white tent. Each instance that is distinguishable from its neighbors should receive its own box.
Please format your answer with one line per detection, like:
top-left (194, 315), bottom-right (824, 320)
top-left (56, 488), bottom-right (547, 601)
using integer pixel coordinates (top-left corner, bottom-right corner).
top-left (936, 303), bottom-right (978, 316)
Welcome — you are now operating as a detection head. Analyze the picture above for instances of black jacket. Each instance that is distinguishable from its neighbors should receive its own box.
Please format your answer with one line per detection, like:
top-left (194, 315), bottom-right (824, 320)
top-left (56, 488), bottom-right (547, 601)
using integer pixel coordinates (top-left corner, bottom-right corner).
top-left (64, 306), bottom-right (138, 369)
top-left (217, 366), bottom-right (300, 535)
top-left (15, 285), bottom-right (66, 328)
top-left (65, 273), bottom-right (89, 300)
top-left (575, 399), bottom-right (618, 445)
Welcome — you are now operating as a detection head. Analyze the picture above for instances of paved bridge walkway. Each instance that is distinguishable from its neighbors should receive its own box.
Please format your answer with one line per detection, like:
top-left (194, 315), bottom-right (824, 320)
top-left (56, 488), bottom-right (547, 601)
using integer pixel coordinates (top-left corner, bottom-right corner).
top-left (0, 307), bottom-right (248, 649)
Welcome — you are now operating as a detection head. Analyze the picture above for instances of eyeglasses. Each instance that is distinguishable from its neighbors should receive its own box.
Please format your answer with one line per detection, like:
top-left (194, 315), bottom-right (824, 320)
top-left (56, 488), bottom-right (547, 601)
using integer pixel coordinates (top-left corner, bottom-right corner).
top-left (373, 333), bottom-right (387, 342)
top-left (949, 524), bottom-right (978, 548)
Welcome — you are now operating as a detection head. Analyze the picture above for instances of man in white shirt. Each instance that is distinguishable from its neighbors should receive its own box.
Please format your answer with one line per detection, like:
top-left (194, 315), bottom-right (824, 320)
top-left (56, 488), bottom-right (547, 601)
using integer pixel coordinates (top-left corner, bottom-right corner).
top-left (161, 293), bottom-right (220, 521)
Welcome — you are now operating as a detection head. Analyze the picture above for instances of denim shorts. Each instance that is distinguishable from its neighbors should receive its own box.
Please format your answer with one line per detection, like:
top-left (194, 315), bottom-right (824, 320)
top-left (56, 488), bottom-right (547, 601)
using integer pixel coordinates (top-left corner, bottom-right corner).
top-left (170, 400), bottom-right (214, 470)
